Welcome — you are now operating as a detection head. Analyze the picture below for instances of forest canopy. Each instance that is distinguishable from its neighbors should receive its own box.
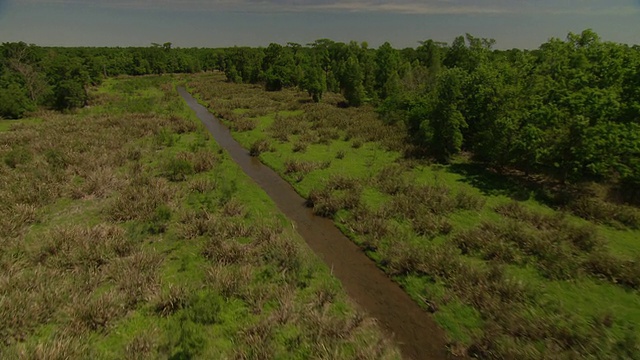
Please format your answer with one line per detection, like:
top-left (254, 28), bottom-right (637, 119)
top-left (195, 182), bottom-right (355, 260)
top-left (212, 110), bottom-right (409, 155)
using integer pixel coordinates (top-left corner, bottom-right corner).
top-left (1, 30), bottom-right (639, 186)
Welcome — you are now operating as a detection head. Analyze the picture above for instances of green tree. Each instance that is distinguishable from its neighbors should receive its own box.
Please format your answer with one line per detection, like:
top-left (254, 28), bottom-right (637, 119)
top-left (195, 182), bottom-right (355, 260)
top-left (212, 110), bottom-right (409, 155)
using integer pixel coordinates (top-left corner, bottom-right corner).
top-left (53, 79), bottom-right (87, 110)
top-left (225, 64), bottom-right (241, 83)
top-left (262, 43), bottom-right (295, 91)
top-left (0, 82), bottom-right (33, 118)
top-left (423, 68), bottom-right (469, 161)
top-left (301, 60), bottom-right (326, 102)
top-left (1, 42), bottom-right (48, 105)
top-left (44, 54), bottom-right (90, 110)
top-left (341, 56), bottom-right (366, 106)
top-left (375, 42), bottom-right (401, 99)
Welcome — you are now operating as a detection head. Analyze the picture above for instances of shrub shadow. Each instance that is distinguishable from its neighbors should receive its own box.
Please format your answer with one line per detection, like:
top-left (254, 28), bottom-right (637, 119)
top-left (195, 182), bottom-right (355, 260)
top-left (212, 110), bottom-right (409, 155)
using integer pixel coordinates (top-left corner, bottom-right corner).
top-left (448, 163), bottom-right (558, 205)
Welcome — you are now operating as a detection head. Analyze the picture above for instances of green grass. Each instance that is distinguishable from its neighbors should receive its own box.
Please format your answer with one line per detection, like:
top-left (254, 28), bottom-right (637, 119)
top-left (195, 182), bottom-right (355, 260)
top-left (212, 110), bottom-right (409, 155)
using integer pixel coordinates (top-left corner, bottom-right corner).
top-left (0, 117), bottom-right (42, 132)
top-left (0, 75), bottom-right (399, 359)
top-left (187, 71), bottom-right (640, 359)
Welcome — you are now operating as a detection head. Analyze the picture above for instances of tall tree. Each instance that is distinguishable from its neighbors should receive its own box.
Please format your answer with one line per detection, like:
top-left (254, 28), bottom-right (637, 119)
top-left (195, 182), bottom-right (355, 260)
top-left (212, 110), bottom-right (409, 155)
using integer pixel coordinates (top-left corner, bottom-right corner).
top-left (423, 68), bottom-right (469, 161)
top-left (375, 42), bottom-right (401, 99)
top-left (341, 55), bottom-right (366, 107)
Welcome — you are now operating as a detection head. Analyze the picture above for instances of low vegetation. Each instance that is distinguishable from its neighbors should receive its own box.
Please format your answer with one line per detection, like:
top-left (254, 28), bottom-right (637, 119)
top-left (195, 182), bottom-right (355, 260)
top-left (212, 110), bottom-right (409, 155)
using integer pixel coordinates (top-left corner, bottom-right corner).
top-left (0, 76), bottom-right (399, 359)
top-left (3, 29), bottom-right (639, 358)
top-left (188, 72), bottom-right (640, 359)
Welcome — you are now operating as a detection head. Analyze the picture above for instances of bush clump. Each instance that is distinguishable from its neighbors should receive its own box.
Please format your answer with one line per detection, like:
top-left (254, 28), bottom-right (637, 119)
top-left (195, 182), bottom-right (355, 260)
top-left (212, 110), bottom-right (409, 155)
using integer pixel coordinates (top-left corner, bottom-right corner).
top-left (583, 252), bottom-right (640, 289)
top-left (374, 164), bottom-right (409, 195)
top-left (292, 139), bottom-right (308, 153)
top-left (455, 189), bottom-right (486, 211)
top-left (412, 213), bottom-right (453, 238)
top-left (231, 117), bottom-right (257, 132)
top-left (154, 127), bottom-right (177, 148)
top-left (4, 147), bottom-right (32, 168)
top-left (306, 179), bottom-right (362, 218)
top-left (249, 139), bottom-right (272, 157)
top-left (162, 157), bottom-right (194, 182)
top-left (568, 197), bottom-right (640, 230)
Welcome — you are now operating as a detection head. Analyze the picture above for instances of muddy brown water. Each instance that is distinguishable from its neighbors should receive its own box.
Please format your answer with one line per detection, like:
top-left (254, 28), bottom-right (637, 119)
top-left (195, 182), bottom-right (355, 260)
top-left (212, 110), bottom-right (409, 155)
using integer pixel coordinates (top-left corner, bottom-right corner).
top-left (179, 87), bottom-right (450, 360)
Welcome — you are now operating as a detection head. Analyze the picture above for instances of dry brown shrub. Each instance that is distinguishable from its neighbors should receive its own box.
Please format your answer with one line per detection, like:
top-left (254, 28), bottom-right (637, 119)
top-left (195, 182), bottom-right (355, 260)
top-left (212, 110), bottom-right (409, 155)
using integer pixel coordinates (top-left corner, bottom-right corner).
top-left (316, 127), bottom-right (341, 144)
top-left (250, 221), bottom-right (285, 245)
top-left (326, 174), bottom-right (361, 191)
top-left (346, 207), bottom-right (389, 239)
top-left (109, 177), bottom-right (174, 222)
top-left (206, 264), bottom-right (253, 299)
top-left (584, 251), bottom-right (640, 289)
top-left (268, 114), bottom-right (307, 141)
top-left (386, 184), bottom-right (456, 219)
top-left (411, 213), bottom-right (453, 238)
top-left (249, 138), bottom-right (272, 157)
top-left (0, 203), bottom-right (39, 238)
top-left (88, 90), bottom-right (119, 106)
top-left (188, 177), bottom-right (217, 194)
top-left (284, 159), bottom-right (321, 175)
top-left (223, 221), bottom-right (253, 239)
top-left (72, 267), bottom-right (109, 295)
top-left (108, 250), bottom-right (163, 307)
top-left (124, 327), bottom-right (161, 360)
top-left (381, 240), bottom-right (430, 276)
top-left (168, 115), bottom-right (198, 134)
top-left (66, 290), bottom-right (126, 334)
top-left (34, 224), bottom-right (133, 270)
top-left (374, 164), bottom-right (409, 195)
top-left (190, 149), bottom-right (217, 173)
top-left (222, 197), bottom-right (246, 218)
top-left (0, 265), bottom-right (67, 345)
top-left (310, 185), bottom-right (361, 215)
top-left (234, 321), bottom-right (276, 360)
top-left (495, 201), bottom-right (564, 230)
top-left (303, 306), bottom-right (368, 347)
top-left (177, 208), bottom-right (217, 239)
top-left (203, 237), bottom-right (249, 265)
top-left (265, 285), bottom-right (298, 324)
top-left (352, 330), bottom-right (403, 360)
top-left (70, 167), bottom-right (124, 200)
top-left (232, 117), bottom-right (257, 132)
top-left (455, 189), bottom-right (487, 211)
top-left (256, 234), bottom-right (303, 274)
top-left (9, 335), bottom-right (90, 360)
top-left (568, 196), bottom-right (640, 230)
top-left (492, 202), bottom-right (606, 259)
top-left (121, 144), bottom-right (143, 162)
top-left (154, 284), bottom-right (189, 317)
top-left (292, 139), bottom-right (308, 153)
top-left (299, 131), bottom-right (318, 144)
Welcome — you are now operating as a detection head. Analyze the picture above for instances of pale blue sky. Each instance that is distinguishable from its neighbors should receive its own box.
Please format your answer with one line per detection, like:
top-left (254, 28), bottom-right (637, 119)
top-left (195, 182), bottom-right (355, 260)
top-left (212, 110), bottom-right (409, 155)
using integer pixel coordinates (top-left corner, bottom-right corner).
top-left (0, 0), bottom-right (638, 49)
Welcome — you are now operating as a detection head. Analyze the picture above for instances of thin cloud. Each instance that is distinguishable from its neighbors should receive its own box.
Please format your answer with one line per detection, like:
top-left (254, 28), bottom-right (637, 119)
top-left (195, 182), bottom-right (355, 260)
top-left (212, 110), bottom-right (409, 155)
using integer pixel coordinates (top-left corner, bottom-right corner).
top-left (11, 0), bottom-right (640, 15)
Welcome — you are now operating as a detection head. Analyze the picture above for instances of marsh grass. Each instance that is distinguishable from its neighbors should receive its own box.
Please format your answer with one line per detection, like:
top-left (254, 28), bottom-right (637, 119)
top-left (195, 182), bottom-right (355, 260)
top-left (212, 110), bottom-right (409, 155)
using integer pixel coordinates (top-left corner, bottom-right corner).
top-left (231, 117), bottom-right (257, 132)
top-left (292, 139), bottom-right (309, 153)
top-left (0, 75), bottom-right (399, 359)
top-left (268, 113), bottom-right (309, 142)
top-left (6, 335), bottom-right (90, 360)
top-left (187, 72), bottom-right (640, 359)
top-left (568, 196), bottom-right (640, 230)
top-left (249, 138), bottom-right (272, 157)
top-left (307, 175), bottom-right (363, 217)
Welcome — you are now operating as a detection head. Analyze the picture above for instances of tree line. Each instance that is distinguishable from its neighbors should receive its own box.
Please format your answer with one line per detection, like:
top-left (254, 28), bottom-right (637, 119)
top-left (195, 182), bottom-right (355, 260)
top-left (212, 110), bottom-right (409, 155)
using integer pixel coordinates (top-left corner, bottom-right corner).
top-left (0, 42), bottom-right (220, 117)
top-left (1, 30), bottom-right (639, 186)
top-left (219, 31), bottom-right (640, 187)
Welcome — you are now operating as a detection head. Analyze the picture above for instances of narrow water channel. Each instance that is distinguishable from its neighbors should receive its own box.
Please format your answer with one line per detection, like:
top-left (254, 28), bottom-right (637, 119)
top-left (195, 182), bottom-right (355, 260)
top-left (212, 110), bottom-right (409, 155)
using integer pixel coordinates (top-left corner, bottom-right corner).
top-left (178, 87), bottom-right (450, 360)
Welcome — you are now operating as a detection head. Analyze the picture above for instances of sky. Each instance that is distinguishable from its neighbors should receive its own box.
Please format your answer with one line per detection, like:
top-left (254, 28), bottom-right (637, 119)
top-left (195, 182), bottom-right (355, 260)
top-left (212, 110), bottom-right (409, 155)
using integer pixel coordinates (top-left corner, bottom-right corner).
top-left (0, 0), bottom-right (639, 49)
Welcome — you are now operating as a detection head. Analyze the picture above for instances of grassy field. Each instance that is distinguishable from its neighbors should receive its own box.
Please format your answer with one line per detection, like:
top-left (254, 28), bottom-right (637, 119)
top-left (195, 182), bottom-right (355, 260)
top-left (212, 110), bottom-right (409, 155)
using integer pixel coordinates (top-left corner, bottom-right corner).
top-left (0, 75), bottom-right (400, 359)
top-left (187, 72), bottom-right (640, 359)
